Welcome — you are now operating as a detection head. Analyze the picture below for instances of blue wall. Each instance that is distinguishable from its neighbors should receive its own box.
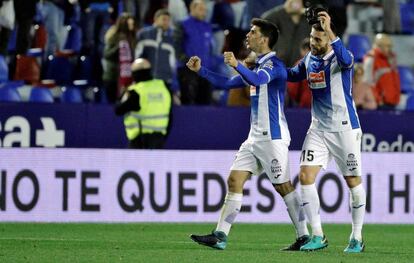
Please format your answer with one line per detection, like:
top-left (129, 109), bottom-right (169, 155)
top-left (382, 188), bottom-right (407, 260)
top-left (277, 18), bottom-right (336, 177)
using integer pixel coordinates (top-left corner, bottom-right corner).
top-left (0, 103), bottom-right (413, 151)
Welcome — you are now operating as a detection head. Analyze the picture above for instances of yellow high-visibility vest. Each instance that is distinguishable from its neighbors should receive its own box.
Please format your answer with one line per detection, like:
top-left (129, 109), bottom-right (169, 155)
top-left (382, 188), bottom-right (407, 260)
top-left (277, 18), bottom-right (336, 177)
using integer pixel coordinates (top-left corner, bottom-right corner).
top-left (124, 79), bottom-right (171, 140)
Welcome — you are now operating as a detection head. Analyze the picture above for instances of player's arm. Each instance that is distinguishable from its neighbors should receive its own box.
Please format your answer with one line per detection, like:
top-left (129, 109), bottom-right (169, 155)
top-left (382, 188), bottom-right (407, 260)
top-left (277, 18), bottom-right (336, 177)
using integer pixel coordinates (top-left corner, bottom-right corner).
top-left (331, 38), bottom-right (354, 68)
top-left (224, 52), bottom-right (282, 86)
top-left (186, 56), bottom-right (245, 89)
top-left (319, 11), bottom-right (353, 68)
top-left (287, 58), bottom-right (307, 82)
top-left (199, 67), bottom-right (245, 89)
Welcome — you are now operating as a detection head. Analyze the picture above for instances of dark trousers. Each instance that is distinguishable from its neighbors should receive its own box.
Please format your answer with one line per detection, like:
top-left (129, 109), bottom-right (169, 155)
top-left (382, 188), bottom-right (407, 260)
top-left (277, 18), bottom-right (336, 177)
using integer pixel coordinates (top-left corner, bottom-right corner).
top-left (178, 67), bottom-right (212, 105)
top-left (129, 133), bottom-right (166, 149)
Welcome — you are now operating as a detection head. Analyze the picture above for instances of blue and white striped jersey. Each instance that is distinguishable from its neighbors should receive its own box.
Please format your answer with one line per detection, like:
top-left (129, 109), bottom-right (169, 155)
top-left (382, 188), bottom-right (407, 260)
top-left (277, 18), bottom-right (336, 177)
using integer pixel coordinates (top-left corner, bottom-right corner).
top-left (288, 38), bottom-right (361, 132)
top-left (199, 51), bottom-right (290, 141)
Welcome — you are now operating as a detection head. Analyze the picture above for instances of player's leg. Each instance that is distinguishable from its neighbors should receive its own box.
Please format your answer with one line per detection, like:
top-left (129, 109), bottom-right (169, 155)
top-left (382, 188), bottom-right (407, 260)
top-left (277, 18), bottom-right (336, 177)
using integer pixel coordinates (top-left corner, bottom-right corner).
top-left (275, 181), bottom-right (310, 251)
top-left (190, 170), bottom-right (251, 250)
top-left (344, 176), bottom-right (366, 252)
top-left (298, 130), bottom-right (330, 251)
top-left (256, 140), bottom-right (309, 251)
top-left (190, 141), bottom-right (256, 250)
top-left (327, 129), bottom-right (366, 252)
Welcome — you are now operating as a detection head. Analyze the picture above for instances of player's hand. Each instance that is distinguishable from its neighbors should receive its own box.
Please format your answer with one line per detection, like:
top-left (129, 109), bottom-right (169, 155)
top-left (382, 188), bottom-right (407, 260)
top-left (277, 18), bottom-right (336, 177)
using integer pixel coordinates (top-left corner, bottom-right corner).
top-left (224, 52), bottom-right (238, 68)
top-left (186, 56), bottom-right (201, 72)
top-left (317, 11), bottom-right (332, 33)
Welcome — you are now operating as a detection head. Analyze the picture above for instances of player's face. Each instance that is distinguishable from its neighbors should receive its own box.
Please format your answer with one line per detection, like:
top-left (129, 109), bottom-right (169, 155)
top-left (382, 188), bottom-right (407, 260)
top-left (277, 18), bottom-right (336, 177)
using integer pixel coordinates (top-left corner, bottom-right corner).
top-left (246, 25), bottom-right (264, 52)
top-left (310, 28), bottom-right (330, 56)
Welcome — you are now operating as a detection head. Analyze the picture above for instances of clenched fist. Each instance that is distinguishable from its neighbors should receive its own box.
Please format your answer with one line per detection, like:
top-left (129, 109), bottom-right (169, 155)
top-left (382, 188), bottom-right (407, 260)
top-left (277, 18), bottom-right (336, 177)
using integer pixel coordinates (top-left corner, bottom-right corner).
top-left (224, 52), bottom-right (238, 68)
top-left (186, 56), bottom-right (201, 72)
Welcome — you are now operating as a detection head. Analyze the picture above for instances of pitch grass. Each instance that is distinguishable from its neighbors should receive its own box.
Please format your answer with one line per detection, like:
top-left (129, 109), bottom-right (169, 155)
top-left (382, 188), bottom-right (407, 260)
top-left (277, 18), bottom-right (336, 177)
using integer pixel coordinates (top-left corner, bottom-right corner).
top-left (0, 223), bottom-right (413, 263)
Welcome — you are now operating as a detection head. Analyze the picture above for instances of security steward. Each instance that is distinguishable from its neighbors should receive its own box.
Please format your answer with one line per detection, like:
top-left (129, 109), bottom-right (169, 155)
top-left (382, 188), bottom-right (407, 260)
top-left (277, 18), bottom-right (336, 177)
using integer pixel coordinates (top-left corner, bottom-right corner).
top-left (115, 58), bottom-right (172, 149)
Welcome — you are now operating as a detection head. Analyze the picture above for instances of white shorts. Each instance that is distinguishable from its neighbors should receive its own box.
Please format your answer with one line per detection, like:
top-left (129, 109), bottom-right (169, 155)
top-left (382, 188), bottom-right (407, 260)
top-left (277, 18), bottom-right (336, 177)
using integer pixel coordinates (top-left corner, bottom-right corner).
top-left (300, 128), bottom-right (362, 176)
top-left (230, 139), bottom-right (291, 184)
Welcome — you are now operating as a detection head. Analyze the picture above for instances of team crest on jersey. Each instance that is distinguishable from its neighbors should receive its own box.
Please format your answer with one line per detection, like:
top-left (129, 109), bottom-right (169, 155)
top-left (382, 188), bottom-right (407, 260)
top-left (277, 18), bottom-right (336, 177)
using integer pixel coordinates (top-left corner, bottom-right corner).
top-left (309, 71), bottom-right (327, 89)
top-left (263, 60), bottom-right (273, 70)
top-left (250, 85), bottom-right (257, 96)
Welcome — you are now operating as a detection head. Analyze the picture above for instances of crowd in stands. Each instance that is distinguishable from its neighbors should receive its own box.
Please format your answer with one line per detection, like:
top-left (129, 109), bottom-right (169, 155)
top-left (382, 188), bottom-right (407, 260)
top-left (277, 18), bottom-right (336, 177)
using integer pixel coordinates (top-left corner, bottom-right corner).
top-left (0, 0), bottom-right (413, 111)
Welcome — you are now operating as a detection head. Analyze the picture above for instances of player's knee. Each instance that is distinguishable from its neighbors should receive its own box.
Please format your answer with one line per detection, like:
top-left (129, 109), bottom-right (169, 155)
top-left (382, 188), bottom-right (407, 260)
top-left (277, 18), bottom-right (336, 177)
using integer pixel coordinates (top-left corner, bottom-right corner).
top-left (345, 176), bottom-right (361, 188)
top-left (227, 176), bottom-right (242, 192)
top-left (274, 181), bottom-right (294, 196)
top-left (299, 171), bottom-right (315, 185)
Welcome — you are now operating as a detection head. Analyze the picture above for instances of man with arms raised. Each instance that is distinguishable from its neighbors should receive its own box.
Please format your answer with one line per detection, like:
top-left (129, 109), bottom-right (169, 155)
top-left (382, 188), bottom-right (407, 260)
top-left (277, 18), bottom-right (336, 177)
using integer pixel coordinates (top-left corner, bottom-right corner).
top-left (287, 12), bottom-right (366, 253)
top-left (187, 18), bottom-right (309, 251)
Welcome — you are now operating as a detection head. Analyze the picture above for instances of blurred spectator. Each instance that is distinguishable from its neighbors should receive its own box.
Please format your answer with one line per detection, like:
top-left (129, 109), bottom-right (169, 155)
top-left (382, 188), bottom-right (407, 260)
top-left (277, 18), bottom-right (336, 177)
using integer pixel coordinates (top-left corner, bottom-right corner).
top-left (363, 33), bottom-right (400, 109)
top-left (174, 0), bottom-right (214, 105)
top-left (14, 0), bottom-right (38, 55)
top-left (115, 58), bottom-right (172, 149)
top-left (381, 0), bottom-right (401, 34)
top-left (122, 0), bottom-right (149, 27)
top-left (240, 0), bottom-right (284, 30)
top-left (142, 0), bottom-right (168, 26)
top-left (103, 13), bottom-right (137, 103)
top-left (262, 0), bottom-right (311, 67)
top-left (135, 9), bottom-right (178, 98)
top-left (353, 63), bottom-right (377, 110)
top-left (0, 0), bottom-right (14, 56)
top-left (287, 37), bottom-right (311, 108)
top-left (40, 0), bottom-right (75, 57)
top-left (79, 0), bottom-right (117, 55)
top-left (79, 0), bottom-right (117, 86)
top-left (327, 0), bottom-right (350, 38)
top-left (168, 0), bottom-right (188, 26)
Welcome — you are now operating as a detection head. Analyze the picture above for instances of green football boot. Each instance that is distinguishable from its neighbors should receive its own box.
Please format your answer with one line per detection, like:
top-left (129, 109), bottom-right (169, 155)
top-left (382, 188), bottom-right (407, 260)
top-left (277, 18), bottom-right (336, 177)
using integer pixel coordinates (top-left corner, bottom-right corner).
top-left (190, 231), bottom-right (228, 250)
top-left (300, 235), bottom-right (328, 251)
top-left (344, 238), bottom-right (365, 253)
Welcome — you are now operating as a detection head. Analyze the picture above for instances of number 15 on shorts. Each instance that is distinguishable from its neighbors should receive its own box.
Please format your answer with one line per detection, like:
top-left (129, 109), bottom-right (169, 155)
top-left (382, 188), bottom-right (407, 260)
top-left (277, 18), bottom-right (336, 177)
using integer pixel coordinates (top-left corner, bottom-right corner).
top-left (301, 150), bottom-right (314, 162)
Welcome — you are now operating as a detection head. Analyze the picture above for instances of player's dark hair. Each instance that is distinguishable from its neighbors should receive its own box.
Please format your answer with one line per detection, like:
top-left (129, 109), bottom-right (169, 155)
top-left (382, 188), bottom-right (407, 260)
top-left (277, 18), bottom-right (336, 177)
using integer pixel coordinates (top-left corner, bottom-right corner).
top-left (251, 18), bottom-right (279, 49)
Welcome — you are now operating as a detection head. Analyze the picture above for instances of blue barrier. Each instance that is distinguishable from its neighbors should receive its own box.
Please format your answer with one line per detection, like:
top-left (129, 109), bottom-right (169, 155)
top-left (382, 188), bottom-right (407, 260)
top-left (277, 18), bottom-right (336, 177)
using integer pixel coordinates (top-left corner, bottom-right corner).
top-left (0, 103), bottom-right (413, 151)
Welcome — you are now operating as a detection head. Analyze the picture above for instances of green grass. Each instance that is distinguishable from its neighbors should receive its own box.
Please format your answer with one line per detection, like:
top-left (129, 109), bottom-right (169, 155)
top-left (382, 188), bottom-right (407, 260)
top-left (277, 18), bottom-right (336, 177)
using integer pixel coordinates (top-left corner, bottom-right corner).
top-left (0, 223), bottom-right (412, 263)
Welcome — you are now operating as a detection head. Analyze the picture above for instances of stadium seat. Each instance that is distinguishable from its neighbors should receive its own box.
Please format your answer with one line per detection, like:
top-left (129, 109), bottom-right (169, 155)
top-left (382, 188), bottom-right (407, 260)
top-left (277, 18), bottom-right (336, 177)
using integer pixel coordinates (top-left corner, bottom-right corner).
top-left (64, 24), bottom-right (82, 53)
top-left (347, 34), bottom-right (371, 62)
top-left (398, 66), bottom-right (414, 94)
top-left (0, 87), bottom-right (21, 102)
top-left (29, 87), bottom-right (54, 103)
top-left (45, 56), bottom-right (74, 85)
top-left (0, 80), bottom-right (25, 89)
top-left (400, 3), bottom-right (414, 34)
top-left (406, 94), bottom-right (414, 111)
top-left (14, 55), bottom-right (41, 85)
top-left (61, 87), bottom-right (83, 103)
top-left (74, 55), bottom-right (93, 85)
top-left (0, 55), bottom-right (8, 82)
top-left (7, 28), bottom-right (16, 54)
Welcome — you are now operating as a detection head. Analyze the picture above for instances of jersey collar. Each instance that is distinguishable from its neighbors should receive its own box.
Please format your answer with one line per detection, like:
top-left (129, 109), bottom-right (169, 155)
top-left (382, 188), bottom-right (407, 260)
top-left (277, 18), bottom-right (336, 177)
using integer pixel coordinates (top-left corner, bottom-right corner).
top-left (310, 49), bottom-right (334, 61)
top-left (256, 51), bottom-right (276, 64)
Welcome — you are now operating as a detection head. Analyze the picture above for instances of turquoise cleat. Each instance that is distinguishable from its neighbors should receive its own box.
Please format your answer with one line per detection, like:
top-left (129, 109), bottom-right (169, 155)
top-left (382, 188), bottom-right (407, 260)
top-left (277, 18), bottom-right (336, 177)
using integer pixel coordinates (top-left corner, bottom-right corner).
top-left (300, 235), bottom-right (328, 251)
top-left (190, 231), bottom-right (228, 250)
top-left (344, 238), bottom-right (365, 253)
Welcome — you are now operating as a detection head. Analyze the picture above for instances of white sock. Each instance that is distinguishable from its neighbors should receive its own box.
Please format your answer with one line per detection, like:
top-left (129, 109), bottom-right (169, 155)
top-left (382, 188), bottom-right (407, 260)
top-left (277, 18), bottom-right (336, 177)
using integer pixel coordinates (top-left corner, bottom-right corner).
top-left (215, 192), bottom-right (243, 236)
top-left (283, 191), bottom-right (309, 238)
top-left (301, 184), bottom-right (323, 237)
top-left (349, 184), bottom-right (366, 241)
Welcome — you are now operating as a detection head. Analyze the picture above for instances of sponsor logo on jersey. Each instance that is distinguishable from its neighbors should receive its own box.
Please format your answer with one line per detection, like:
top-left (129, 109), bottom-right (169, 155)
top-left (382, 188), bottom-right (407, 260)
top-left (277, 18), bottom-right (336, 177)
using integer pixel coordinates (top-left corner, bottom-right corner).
top-left (309, 71), bottom-right (327, 89)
